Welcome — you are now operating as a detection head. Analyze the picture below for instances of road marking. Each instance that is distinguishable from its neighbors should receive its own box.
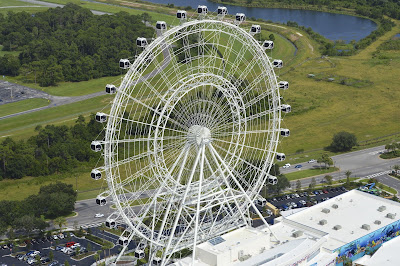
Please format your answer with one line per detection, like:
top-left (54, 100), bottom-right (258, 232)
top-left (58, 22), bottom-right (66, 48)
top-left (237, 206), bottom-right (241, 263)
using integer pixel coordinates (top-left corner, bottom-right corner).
top-left (365, 170), bottom-right (391, 179)
top-left (368, 150), bottom-right (385, 155)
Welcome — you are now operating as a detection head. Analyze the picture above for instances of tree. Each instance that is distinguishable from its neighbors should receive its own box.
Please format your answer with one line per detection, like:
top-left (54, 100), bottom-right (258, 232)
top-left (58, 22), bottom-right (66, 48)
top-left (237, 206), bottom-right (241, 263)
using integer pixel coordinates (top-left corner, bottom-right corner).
top-left (345, 170), bottom-right (352, 185)
top-left (54, 217), bottom-right (67, 232)
top-left (318, 153), bottom-right (334, 169)
top-left (94, 252), bottom-right (99, 265)
top-left (275, 175), bottom-right (290, 194)
top-left (64, 260), bottom-right (70, 266)
top-left (296, 180), bottom-right (302, 191)
top-left (49, 250), bottom-right (54, 261)
top-left (324, 175), bottom-right (333, 185)
top-left (87, 242), bottom-right (92, 252)
top-left (269, 33), bottom-right (275, 41)
top-left (330, 131), bottom-right (357, 152)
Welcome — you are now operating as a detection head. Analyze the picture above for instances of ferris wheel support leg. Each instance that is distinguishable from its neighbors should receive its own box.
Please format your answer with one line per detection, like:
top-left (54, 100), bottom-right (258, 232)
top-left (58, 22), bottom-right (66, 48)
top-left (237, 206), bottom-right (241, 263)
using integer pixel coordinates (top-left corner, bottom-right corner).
top-left (161, 147), bottom-right (203, 265)
top-left (208, 145), bottom-right (280, 242)
top-left (192, 144), bottom-right (206, 264)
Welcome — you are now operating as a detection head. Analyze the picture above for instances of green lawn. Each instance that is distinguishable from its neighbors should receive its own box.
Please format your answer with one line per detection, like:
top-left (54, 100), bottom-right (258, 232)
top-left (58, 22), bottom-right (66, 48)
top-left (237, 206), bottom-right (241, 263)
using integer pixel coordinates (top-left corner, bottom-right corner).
top-left (0, 95), bottom-right (113, 140)
top-left (0, 98), bottom-right (49, 117)
top-left (285, 167), bottom-right (339, 181)
top-left (12, 75), bottom-right (124, 97)
top-left (0, 0), bottom-right (42, 7)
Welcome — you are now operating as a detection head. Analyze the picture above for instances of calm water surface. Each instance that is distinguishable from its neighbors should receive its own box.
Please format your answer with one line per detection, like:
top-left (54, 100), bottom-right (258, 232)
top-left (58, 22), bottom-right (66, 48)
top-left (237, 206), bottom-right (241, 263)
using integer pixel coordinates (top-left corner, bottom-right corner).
top-left (143, 0), bottom-right (377, 42)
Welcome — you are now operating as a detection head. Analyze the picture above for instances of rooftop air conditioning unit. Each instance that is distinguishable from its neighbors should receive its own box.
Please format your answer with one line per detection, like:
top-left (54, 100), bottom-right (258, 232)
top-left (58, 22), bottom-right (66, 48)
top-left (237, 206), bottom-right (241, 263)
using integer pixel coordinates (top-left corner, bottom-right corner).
top-left (333, 225), bottom-right (342, 230)
top-left (387, 213), bottom-right (396, 219)
top-left (322, 208), bottom-right (330, 214)
top-left (361, 224), bottom-right (371, 230)
top-left (378, 206), bottom-right (386, 212)
top-left (319, 219), bottom-right (327, 225)
top-left (332, 204), bottom-right (339, 209)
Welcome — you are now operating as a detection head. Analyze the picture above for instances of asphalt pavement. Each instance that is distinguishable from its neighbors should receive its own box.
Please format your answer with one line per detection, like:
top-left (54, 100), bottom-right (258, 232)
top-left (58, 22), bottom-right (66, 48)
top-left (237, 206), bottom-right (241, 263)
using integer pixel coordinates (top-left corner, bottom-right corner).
top-left (283, 145), bottom-right (400, 194)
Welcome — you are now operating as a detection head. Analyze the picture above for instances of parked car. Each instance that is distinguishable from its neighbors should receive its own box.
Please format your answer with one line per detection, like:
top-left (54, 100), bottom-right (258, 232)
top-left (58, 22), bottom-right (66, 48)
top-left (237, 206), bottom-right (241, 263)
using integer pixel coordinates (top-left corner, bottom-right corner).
top-left (49, 261), bottom-right (59, 266)
top-left (40, 257), bottom-right (50, 263)
top-left (294, 193), bottom-right (300, 198)
top-left (290, 202), bottom-right (298, 208)
top-left (308, 159), bottom-right (316, 163)
top-left (58, 233), bottom-right (64, 239)
top-left (282, 163), bottom-right (291, 169)
top-left (16, 254), bottom-right (24, 260)
top-left (65, 242), bottom-right (76, 248)
top-left (323, 189), bottom-right (329, 194)
top-left (52, 235), bottom-right (58, 240)
top-left (313, 191), bottom-right (319, 195)
top-left (299, 200), bottom-right (306, 206)
top-left (27, 258), bottom-right (37, 265)
top-left (303, 191), bottom-right (309, 197)
top-left (295, 164), bottom-right (303, 169)
top-left (55, 246), bottom-right (64, 251)
top-left (1, 245), bottom-right (7, 249)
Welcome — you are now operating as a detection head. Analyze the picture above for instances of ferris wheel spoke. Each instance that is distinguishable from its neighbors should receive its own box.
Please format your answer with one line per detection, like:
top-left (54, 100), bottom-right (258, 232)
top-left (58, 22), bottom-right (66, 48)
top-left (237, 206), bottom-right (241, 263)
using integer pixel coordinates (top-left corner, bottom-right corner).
top-left (162, 145), bottom-right (202, 260)
top-left (213, 138), bottom-right (266, 153)
top-left (240, 73), bottom-right (267, 97)
top-left (118, 90), bottom-right (189, 131)
top-left (206, 144), bottom-right (248, 222)
top-left (212, 142), bottom-right (264, 173)
top-left (192, 144), bottom-right (206, 262)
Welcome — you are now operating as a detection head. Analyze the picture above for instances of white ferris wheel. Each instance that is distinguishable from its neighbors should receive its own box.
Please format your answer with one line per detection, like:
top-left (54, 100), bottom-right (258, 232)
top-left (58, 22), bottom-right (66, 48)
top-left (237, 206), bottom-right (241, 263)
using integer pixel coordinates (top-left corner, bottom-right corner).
top-left (91, 6), bottom-right (291, 265)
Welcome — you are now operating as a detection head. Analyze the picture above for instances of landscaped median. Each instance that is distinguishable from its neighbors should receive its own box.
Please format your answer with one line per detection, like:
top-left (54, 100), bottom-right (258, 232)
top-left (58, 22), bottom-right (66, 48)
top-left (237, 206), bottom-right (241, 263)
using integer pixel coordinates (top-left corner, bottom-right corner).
top-left (285, 167), bottom-right (339, 181)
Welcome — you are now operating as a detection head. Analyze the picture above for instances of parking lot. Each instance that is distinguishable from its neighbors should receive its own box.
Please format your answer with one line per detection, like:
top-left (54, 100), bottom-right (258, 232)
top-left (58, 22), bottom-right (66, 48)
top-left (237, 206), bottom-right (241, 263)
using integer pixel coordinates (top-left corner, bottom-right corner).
top-left (268, 186), bottom-right (348, 211)
top-left (0, 230), bottom-right (113, 266)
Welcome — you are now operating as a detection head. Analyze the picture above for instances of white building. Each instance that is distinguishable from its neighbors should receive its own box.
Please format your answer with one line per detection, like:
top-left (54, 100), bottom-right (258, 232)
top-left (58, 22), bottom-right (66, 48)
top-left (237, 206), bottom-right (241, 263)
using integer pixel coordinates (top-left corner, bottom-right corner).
top-left (173, 190), bottom-right (400, 266)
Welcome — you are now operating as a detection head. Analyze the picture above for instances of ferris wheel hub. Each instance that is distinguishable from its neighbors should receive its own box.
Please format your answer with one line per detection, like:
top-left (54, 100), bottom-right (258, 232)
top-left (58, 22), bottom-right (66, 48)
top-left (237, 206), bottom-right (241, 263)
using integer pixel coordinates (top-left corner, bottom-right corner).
top-left (187, 125), bottom-right (212, 145)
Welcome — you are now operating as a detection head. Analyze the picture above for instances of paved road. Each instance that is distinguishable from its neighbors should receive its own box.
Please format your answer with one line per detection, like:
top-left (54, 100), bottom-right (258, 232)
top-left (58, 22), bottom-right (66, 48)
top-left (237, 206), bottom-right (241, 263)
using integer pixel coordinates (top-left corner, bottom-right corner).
top-left (281, 145), bottom-right (387, 174)
top-left (286, 147), bottom-right (400, 194)
top-left (19, 0), bottom-right (111, 15)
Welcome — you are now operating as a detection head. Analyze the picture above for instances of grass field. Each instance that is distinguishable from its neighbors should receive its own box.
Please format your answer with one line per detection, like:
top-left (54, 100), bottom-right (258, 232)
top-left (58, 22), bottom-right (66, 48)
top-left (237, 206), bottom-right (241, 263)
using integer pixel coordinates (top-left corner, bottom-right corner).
top-left (8, 75), bottom-right (124, 97)
top-left (0, 98), bottom-right (49, 117)
top-left (0, 95), bottom-right (113, 140)
top-left (0, 0), bottom-right (48, 15)
top-left (285, 167), bottom-right (339, 181)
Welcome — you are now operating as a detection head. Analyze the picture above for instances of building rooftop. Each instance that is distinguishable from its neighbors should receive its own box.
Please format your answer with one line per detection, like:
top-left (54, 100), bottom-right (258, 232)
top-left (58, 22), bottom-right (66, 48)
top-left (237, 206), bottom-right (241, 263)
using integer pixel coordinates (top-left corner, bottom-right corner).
top-left (284, 190), bottom-right (400, 251)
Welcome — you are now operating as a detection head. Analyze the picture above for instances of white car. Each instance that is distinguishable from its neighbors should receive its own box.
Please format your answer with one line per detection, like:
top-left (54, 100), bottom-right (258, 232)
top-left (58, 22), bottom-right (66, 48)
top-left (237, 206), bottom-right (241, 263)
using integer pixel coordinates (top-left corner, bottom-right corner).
top-left (58, 233), bottom-right (64, 239)
top-left (27, 258), bottom-right (37, 265)
top-left (53, 235), bottom-right (58, 240)
top-left (308, 159), bottom-right (317, 163)
top-left (282, 163), bottom-right (291, 169)
top-left (95, 213), bottom-right (104, 218)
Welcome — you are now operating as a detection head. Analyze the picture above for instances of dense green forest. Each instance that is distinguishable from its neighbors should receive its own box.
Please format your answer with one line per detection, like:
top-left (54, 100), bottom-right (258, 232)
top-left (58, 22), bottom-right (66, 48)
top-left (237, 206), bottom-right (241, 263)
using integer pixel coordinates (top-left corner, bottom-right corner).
top-left (0, 3), bottom-right (154, 86)
top-left (218, 0), bottom-right (400, 20)
top-left (0, 114), bottom-right (103, 180)
top-left (0, 182), bottom-right (77, 235)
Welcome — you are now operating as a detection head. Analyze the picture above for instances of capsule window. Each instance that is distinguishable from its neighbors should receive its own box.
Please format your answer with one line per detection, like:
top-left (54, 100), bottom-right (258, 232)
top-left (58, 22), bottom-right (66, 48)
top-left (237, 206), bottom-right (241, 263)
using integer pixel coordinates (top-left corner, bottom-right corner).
top-left (91, 170), bottom-right (102, 180)
top-left (177, 10), bottom-right (187, 19)
top-left (197, 5), bottom-right (208, 15)
top-left (278, 81), bottom-right (289, 90)
top-left (96, 197), bottom-right (106, 206)
top-left (105, 219), bottom-right (116, 229)
top-left (118, 237), bottom-right (129, 246)
top-left (268, 176), bottom-right (278, 185)
top-left (134, 249), bottom-right (145, 259)
top-left (95, 112), bottom-right (107, 123)
top-left (90, 141), bottom-right (102, 152)
top-left (156, 21), bottom-right (167, 30)
top-left (276, 153), bottom-right (286, 161)
top-left (281, 104), bottom-right (291, 113)
top-left (153, 257), bottom-right (162, 266)
top-left (235, 13), bottom-right (246, 22)
top-left (119, 59), bottom-right (130, 69)
top-left (217, 6), bottom-right (227, 15)
top-left (251, 25), bottom-right (261, 34)
top-left (136, 37), bottom-right (147, 47)
top-left (105, 84), bottom-right (116, 94)
top-left (263, 40), bottom-right (274, 49)
top-left (281, 129), bottom-right (290, 137)
top-left (273, 60), bottom-right (283, 68)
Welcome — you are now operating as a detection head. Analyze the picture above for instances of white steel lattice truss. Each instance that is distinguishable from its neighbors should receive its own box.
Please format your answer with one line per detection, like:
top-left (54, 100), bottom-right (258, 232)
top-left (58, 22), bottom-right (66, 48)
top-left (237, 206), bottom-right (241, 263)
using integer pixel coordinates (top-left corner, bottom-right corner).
top-left (95, 16), bottom-right (286, 265)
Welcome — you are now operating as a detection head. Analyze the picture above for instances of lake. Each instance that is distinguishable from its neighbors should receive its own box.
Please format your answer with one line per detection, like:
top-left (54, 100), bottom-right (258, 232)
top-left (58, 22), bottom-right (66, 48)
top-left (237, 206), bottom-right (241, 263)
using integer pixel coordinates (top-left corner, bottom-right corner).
top-left (142, 0), bottom-right (377, 42)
